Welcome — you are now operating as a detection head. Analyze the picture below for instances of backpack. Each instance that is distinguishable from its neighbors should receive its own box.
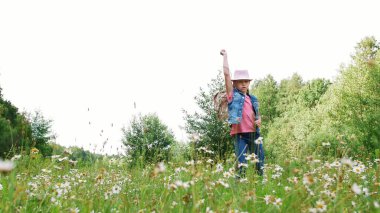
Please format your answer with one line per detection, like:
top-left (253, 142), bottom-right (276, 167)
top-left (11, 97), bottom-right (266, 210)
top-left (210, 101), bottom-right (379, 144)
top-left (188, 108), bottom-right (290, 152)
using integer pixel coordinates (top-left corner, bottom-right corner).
top-left (213, 91), bottom-right (228, 121)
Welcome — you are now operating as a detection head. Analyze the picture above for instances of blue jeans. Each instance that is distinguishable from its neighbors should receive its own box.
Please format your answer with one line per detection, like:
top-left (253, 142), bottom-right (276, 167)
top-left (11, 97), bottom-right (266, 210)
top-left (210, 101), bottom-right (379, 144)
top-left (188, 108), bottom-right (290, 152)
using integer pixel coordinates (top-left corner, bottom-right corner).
top-left (234, 132), bottom-right (264, 176)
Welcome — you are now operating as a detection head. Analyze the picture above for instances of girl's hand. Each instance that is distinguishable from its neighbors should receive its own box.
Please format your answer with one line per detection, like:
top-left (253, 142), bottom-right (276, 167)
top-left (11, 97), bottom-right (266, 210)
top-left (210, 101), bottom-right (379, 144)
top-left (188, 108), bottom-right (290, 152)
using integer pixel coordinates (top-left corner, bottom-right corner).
top-left (255, 119), bottom-right (261, 128)
top-left (220, 49), bottom-right (227, 56)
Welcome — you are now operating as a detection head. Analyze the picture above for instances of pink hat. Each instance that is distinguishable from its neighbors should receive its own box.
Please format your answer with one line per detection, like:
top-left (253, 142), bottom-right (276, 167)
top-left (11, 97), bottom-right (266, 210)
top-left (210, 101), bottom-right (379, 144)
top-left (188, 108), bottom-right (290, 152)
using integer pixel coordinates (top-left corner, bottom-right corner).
top-left (232, 70), bottom-right (252, 81)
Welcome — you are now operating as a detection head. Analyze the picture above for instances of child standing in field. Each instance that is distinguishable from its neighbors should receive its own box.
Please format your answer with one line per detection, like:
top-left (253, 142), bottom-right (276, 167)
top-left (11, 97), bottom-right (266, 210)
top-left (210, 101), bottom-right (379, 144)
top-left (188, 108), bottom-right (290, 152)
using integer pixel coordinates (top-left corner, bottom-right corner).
top-left (220, 49), bottom-right (264, 177)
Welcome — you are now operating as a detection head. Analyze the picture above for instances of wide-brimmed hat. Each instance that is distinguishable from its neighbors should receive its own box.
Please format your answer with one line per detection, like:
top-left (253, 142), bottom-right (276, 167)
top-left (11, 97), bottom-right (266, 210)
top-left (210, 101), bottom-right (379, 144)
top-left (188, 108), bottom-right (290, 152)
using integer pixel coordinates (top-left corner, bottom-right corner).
top-left (232, 70), bottom-right (252, 81)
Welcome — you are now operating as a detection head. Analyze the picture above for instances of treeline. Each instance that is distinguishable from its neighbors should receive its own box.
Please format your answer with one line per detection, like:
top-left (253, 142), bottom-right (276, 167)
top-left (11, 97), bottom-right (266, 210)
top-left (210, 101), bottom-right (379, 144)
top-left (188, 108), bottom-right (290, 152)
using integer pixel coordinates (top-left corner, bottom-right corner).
top-left (255, 36), bottom-right (379, 161)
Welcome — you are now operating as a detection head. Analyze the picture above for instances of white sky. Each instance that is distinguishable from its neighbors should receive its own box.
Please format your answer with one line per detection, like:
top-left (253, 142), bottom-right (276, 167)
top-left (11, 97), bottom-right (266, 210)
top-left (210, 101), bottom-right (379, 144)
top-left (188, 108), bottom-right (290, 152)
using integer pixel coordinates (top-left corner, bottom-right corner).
top-left (1, 0), bottom-right (379, 155)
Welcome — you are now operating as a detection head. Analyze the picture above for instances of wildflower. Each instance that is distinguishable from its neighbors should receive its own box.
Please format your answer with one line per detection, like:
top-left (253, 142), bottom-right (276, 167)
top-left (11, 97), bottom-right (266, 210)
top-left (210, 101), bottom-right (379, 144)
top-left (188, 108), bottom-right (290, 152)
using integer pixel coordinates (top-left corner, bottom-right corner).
top-left (51, 196), bottom-right (58, 204)
top-left (11, 155), bottom-right (22, 161)
top-left (214, 163), bottom-right (223, 173)
top-left (264, 195), bottom-right (274, 205)
top-left (223, 168), bottom-right (235, 178)
top-left (374, 159), bottom-right (380, 163)
top-left (0, 183), bottom-right (3, 190)
top-left (287, 177), bottom-right (299, 184)
top-left (196, 199), bottom-right (205, 208)
top-left (322, 142), bottom-right (330, 147)
top-left (244, 191), bottom-right (256, 201)
top-left (341, 157), bottom-right (354, 167)
top-left (374, 201), bottom-right (379, 208)
top-left (363, 187), bottom-right (370, 196)
top-left (273, 198), bottom-right (282, 208)
top-left (41, 169), bottom-right (51, 173)
top-left (330, 161), bottom-right (341, 167)
top-left (215, 179), bottom-right (229, 188)
top-left (351, 183), bottom-right (362, 195)
top-left (309, 208), bottom-right (317, 213)
top-left (185, 160), bottom-right (194, 166)
top-left (112, 185), bottom-right (122, 194)
top-left (53, 165), bottom-right (62, 170)
top-left (303, 173), bottom-right (315, 185)
top-left (0, 159), bottom-right (15, 173)
top-left (206, 159), bottom-right (213, 164)
top-left (206, 207), bottom-right (214, 213)
top-left (352, 166), bottom-right (363, 174)
top-left (315, 200), bottom-right (327, 212)
top-left (255, 137), bottom-right (263, 144)
top-left (58, 157), bottom-right (68, 162)
top-left (284, 186), bottom-right (292, 192)
top-left (305, 185), bottom-right (315, 196)
top-left (238, 163), bottom-right (248, 168)
top-left (104, 191), bottom-right (112, 200)
top-left (153, 162), bottom-right (166, 176)
top-left (69, 160), bottom-right (78, 166)
top-left (69, 207), bottom-right (79, 213)
top-left (30, 147), bottom-right (39, 154)
top-left (175, 180), bottom-right (190, 189)
top-left (239, 178), bottom-right (248, 183)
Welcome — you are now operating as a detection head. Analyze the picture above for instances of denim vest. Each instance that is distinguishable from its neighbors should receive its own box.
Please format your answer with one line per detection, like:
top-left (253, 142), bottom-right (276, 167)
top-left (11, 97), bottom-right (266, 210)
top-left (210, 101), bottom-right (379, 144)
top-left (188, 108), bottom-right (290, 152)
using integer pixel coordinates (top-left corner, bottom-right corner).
top-left (228, 88), bottom-right (260, 128)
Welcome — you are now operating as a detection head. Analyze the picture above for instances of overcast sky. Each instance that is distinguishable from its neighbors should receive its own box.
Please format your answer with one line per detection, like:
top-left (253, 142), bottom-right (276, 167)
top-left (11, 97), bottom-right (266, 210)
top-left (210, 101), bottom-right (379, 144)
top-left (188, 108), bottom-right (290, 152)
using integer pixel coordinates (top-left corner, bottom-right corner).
top-left (1, 0), bottom-right (379, 154)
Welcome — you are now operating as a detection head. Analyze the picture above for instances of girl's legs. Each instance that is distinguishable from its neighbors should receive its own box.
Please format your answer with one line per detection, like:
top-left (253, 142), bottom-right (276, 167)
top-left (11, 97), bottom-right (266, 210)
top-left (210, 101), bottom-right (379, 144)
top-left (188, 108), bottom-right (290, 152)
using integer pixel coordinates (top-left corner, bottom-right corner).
top-left (234, 133), bottom-right (250, 178)
top-left (251, 132), bottom-right (265, 176)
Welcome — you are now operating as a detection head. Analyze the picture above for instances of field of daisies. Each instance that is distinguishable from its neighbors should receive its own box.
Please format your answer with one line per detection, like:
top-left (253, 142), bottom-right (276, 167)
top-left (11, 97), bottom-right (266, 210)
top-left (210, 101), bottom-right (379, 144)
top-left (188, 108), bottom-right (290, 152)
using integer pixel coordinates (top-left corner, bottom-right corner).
top-left (0, 146), bottom-right (379, 213)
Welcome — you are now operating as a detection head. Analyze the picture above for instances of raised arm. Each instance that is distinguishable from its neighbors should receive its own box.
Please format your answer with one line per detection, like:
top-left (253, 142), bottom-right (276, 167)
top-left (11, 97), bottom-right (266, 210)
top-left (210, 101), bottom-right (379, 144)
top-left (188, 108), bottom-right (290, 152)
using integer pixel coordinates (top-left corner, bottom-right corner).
top-left (220, 49), bottom-right (233, 96)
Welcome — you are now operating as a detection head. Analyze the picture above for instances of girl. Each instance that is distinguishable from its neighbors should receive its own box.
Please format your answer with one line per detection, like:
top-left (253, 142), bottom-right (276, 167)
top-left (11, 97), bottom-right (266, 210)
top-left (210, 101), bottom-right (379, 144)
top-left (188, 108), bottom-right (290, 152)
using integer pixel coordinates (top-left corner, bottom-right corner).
top-left (220, 49), bottom-right (264, 177)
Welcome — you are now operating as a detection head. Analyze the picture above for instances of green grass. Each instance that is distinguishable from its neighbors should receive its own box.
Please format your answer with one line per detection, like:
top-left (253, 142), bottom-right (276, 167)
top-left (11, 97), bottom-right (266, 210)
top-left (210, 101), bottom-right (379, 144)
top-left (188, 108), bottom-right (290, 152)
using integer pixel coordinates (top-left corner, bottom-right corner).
top-left (1, 151), bottom-right (379, 213)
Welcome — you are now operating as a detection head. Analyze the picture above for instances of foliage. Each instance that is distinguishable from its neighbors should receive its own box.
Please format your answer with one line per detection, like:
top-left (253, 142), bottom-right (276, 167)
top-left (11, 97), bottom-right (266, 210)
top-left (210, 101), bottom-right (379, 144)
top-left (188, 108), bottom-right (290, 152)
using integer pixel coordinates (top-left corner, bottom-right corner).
top-left (251, 74), bottom-right (279, 136)
top-left (265, 37), bottom-right (379, 161)
top-left (297, 78), bottom-right (331, 108)
top-left (276, 73), bottom-right (304, 116)
top-left (183, 70), bottom-right (233, 161)
top-left (27, 110), bottom-right (56, 157)
top-left (328, 36), bottom-right (380, 157)
top-left (0, 88), bottom-right (32, 158)
top-left (122, 113), bottom-right (175, 166)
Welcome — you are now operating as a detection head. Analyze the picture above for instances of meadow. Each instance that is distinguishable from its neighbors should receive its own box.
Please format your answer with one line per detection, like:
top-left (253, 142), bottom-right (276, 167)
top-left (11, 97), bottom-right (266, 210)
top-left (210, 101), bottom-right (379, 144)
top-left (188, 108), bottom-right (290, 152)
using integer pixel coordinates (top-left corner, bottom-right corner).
top-left (1, 145), bottom-right (379, 213)
top-left (1, 37), bottom-right (379, 213)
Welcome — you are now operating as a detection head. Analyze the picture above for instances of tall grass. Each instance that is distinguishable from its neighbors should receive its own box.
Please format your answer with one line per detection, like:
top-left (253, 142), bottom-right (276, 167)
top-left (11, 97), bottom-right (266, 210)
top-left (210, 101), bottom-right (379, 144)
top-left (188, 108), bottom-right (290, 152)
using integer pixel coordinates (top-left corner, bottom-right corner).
top-left (1, 145), bottom-right (379, 213)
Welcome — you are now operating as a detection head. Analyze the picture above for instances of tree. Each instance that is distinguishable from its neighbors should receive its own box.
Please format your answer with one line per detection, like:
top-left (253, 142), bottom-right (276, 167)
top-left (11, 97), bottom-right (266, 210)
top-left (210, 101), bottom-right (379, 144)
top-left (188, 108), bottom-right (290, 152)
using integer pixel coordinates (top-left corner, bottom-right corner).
top-left (122, 113), bottom-right (175, 165)
top-left (28, 110), bottom-right (56, 156)
top-left (0, 88), bottom-right (32, 158)
top-left (297, 78), bottom-right (331, 108)
top-left (330, 36), bottom-right (380, 156)
top-left (251, 74), bottom-right (279, 136)
top-left (276, 73), bottom-right (304, 115)
top-left (183, 71), bottom-right (233, 161)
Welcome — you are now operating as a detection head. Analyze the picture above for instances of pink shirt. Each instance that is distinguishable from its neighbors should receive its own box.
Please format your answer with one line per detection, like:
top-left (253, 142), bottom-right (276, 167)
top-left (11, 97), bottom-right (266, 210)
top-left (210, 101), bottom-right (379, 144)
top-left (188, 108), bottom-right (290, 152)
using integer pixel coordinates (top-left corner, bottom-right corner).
top-left (227, 92), bottom-right (256, 135)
